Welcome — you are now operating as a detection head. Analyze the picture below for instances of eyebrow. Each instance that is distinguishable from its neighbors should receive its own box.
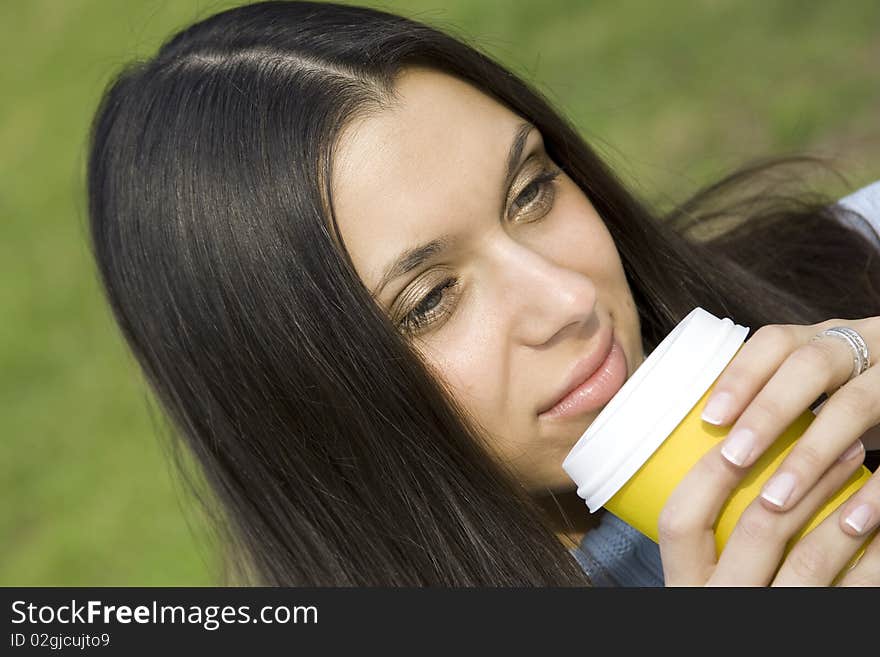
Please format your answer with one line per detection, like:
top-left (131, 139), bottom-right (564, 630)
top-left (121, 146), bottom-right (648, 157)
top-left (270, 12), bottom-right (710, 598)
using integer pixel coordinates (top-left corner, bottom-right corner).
top-left (371, 121), bottom-right (536, 298)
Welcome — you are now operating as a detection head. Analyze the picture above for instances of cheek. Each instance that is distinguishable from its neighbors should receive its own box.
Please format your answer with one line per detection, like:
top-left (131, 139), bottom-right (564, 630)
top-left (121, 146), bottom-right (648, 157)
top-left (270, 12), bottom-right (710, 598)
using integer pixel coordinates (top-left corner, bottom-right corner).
top-left (415, 314), bottom-right (528, 465)
top-left (419, 332), bottom-right (498, 420)
top-left (550, 185), bottom-right (622, 285)
top-left (424, 339), bottom-right (537, 478)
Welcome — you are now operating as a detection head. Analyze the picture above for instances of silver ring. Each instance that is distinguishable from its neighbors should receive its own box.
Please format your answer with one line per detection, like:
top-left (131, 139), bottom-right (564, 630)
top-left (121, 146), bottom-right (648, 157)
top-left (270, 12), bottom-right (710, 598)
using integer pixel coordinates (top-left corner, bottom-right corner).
top-left (810, 326), bottom-right (871, 382)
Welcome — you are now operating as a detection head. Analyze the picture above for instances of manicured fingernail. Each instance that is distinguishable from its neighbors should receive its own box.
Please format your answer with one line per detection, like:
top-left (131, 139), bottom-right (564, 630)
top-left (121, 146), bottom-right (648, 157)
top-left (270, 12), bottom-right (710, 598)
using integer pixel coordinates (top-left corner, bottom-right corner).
top-left (761, 472), bottom-right (797, 507)
top-left (721, 427), bottom-right (755, 466)
top-left (838, 439), bottom-right (864, 462)
top-left (843, 504), bottom-right (876, 535)
top-left (702, 391), bottom-right (732, 425)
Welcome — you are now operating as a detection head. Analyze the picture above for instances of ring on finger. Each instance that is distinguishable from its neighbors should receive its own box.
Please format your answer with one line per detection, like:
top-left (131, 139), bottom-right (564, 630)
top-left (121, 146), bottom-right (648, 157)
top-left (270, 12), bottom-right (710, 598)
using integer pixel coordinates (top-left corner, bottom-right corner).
top-left (810, 326), bottom-right (871, 382)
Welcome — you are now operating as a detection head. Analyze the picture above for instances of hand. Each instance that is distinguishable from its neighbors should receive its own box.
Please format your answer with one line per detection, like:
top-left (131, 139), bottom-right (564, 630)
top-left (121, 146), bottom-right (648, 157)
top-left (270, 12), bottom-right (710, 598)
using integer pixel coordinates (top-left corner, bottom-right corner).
top-left (699, 318), bottom-right (879, 536)
top-left (658, 434), bottom-right (880, 585)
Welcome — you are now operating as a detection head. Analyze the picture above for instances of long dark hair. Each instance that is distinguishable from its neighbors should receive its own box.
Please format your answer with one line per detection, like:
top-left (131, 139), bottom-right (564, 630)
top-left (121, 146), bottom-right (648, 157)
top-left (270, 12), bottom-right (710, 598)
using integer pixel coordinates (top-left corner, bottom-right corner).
top-left (84, 0), bottom-right (880, 585)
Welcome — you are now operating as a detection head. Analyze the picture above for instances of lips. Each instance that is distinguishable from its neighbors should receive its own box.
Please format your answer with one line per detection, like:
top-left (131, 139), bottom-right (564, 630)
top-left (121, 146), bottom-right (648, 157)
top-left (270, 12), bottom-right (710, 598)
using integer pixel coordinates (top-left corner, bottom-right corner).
top-left (537, 326), bottom-right (614, 416)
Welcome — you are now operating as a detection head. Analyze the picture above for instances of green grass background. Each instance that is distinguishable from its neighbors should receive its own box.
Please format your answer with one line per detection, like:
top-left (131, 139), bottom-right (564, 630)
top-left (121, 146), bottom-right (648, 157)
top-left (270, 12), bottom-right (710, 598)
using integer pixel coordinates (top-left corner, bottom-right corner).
top-left (2, 0), bottom-right (878, 585)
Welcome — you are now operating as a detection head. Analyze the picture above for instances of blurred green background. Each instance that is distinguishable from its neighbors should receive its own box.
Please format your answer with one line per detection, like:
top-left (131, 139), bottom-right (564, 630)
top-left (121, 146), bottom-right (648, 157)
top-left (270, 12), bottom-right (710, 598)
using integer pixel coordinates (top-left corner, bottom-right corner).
top-left (2, 0), bottom-right (878, 585)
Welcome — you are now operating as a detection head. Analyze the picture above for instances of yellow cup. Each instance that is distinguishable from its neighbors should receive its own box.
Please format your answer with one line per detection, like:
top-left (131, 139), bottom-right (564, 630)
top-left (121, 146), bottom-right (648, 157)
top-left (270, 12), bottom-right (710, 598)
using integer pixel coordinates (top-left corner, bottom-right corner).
top-left (563, 307), bottom-right (872, 569)
top-left (607, 374), bottom-right (872, 557)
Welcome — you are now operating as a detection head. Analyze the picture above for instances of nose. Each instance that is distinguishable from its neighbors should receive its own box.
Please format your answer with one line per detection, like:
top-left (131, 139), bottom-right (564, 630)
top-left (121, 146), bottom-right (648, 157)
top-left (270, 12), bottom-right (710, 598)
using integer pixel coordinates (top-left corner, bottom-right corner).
top-left (490, 238), bottom-right (598, 347)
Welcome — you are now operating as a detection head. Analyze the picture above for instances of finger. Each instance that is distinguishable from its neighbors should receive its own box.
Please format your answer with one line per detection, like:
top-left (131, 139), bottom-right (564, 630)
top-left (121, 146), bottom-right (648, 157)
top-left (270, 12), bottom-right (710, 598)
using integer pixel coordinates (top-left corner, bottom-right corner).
top-left (700, 323), bottom-right (811, 427)
top-left (657, 443), bottom-right (744, 586)
top-left (834, 530), bottom-right (880, 586)
top-left (714, 329), bottom-right (856, 471)
top-left (707, 440), bottom-right (866, 586)
top-left (757, 364), bottom-right (880, 512)
top-left (772, 459), bottom-right (880, 586)
top-left (837, 448), bottom-right (880, 539)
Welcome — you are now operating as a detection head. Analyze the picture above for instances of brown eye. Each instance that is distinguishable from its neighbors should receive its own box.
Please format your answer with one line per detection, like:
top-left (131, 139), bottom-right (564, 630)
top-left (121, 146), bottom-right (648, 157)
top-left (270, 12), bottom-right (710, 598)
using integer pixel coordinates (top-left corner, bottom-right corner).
top-left (510, 166), bottom-right (561, 221)
top-left (398, 277), bottom-right (459, 336)
top-left (515, 181), bottom-right (540, 208)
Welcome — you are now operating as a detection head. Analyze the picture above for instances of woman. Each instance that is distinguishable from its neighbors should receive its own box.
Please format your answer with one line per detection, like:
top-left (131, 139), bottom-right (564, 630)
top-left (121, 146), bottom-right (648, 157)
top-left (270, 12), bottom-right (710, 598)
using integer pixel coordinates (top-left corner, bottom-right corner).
top-left (85, 0), bottom-right (880, 586)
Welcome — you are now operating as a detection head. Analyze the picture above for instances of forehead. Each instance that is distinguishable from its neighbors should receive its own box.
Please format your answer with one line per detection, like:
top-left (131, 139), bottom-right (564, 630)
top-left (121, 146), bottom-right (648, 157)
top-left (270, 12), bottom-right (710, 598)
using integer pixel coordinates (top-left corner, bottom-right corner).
top-left (330, 67), bottom-right (530, 295)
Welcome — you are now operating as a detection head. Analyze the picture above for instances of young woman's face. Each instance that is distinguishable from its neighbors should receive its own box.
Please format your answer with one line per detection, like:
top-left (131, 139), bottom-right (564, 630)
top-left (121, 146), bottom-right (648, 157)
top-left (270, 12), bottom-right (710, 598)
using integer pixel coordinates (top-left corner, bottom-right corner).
top-left (332, 67), bottom-right (644, 493)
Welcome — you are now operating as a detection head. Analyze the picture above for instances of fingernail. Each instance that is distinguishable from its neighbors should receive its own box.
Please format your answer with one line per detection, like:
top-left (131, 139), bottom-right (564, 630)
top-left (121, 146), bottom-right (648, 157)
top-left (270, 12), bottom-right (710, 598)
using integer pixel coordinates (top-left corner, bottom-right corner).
top-left (721, 427), bottom-right (755, 466)
top-left (702, 391), bottom-right (732, 425)
top-left (838, 439), bottom-right (864, 463)
top-left (843, 504), bottom-right (876, 535)
top-left (761, 472), bottom-right (797, 507)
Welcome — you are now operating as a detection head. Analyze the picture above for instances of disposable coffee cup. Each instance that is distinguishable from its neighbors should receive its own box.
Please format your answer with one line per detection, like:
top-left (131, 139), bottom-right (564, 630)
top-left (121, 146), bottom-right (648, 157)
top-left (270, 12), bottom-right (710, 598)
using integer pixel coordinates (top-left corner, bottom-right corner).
top-left (562, 306), bottom-right (872, 562)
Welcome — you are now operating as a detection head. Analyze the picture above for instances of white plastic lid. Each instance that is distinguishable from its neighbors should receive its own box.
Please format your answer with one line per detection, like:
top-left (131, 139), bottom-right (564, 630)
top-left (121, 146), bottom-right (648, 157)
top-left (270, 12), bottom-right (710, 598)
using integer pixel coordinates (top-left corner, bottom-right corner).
top-left (561, 306), bottom-right (749, 512)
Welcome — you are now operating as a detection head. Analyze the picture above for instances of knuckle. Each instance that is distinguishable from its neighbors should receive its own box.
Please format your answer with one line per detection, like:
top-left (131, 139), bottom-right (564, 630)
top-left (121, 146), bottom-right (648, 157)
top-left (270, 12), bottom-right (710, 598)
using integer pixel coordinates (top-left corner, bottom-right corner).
top-left (820, 318), bottom-right (848, 332)
top-left (788, 441), bottom-right (825, 473)
top-left (837, 383), bottom-right (875, 418)
top-left (795, 341), bottom-right (837, 372)
top-left (735, 508), bottom-right (778, 544)
top-left (657, 502), bottom-right (697, 544)
top-left (751, 394), bottom-right (787, 423)
top-left (658, 448), bottom-right (743, 545)
top-left (755, 323), bottom-right (793, 348)
top-left (785, 541), bottom-right (830, 581)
